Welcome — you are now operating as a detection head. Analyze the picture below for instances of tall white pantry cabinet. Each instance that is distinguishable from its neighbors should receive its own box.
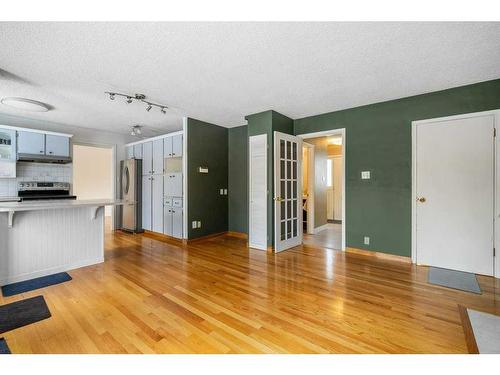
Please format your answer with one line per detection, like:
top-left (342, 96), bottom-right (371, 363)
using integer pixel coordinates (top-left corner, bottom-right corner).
top-left (126, 133), bottom-right (184, 239)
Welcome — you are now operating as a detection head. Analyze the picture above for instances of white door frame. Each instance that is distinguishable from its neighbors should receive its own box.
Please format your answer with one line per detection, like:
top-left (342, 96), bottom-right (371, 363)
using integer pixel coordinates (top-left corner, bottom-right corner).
top-left (411, 109), bottom-right (500, 279)
top-left (298, 128), bottom-right (346, 251)
top-left (303, 142), bottom-right (315, 235)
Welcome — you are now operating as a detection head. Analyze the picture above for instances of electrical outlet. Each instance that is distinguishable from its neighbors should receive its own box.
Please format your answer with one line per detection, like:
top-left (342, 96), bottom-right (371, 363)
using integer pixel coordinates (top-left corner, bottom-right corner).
top-left (197, 221), bottom-right (201, 228)
top-left (223, 189), bottom-right (227, 195)
top-left (364, 236), bottom-right (370, 245)
top-left (220, 189), bottom-right (224, 195)
top-left (192, 221), bottom-right (197, 229)
top-left (361, 171), bottom-right (371, 180)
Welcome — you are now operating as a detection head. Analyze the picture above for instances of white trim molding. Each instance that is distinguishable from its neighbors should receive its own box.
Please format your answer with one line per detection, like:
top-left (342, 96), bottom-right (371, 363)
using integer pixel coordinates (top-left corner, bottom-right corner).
top-left (313, 223), bottom-right (330, 234)
top-left (411, 109), bottom-right (500, 279)
top-left (298, 128), bottom-right (346, 251)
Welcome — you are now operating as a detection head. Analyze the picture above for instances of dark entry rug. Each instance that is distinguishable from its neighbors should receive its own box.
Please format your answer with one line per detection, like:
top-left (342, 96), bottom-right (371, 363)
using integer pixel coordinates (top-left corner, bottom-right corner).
top-left (0, 295), bottom-right (51, 334)
top-left (2, 272), bottom-right (72, 297)
top-left (0, 338), bottom-right (11, 354)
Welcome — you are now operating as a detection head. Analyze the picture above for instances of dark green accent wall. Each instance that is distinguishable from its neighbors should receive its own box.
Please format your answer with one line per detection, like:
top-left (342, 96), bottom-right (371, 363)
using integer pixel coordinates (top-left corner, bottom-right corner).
top-left (294, 78), bottom-right (500, 256)
top-left (187, 118), bottom-right (228, 239)
top-left (245, 110), bottom-right (294, 246)
top-left (228, 125), bottom-right (248, 233)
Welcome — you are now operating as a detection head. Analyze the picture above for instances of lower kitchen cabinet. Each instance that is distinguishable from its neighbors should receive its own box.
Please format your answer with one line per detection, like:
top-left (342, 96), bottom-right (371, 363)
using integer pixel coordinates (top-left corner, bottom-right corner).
top-left (164, 203), bottom-right (183, 239)
top-left (142, 175), bottom-right (152, 231)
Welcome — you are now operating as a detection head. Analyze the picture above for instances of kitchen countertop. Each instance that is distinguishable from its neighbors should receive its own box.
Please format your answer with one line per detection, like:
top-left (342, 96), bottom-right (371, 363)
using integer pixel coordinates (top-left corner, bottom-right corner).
top-left (0, 196), bottom-right (21, 203)
top-left (0, 199), bottom-right (124, 212)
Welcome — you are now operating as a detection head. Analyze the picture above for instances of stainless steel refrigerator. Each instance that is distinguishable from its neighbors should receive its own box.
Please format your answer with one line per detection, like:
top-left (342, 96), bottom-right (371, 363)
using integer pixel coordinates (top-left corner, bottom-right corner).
top-left (120, 159), bottom-right (143, 232)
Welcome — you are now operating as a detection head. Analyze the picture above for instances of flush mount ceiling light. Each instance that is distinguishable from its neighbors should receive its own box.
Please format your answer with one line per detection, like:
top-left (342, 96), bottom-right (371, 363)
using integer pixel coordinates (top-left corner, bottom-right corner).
top-left (105, 91), bottom-right (168, 114)
top-left (1, 97), bottom-right (51, 112)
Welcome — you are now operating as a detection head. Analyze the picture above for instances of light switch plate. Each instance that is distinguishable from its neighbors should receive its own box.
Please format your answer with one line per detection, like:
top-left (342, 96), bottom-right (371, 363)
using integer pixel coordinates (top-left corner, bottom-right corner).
top-left (224, 189), bottom-right (227, 195)
top-left (198, 167), bottom-right (209, 173)
top-left (361, 171), bottom-right (371, 180)
top-left (364, 236), bottom-right (370, 245)
top-left (220, 189), bottom-right (224, 195)
top-left (192, 221), bottom-right (197, 229)
top-left (197, 221), bottom-right (201, 228)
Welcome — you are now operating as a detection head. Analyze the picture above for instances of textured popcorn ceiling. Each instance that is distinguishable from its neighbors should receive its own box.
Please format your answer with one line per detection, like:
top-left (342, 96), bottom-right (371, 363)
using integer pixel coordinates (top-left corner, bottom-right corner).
top-left (0, 22), bottom-right (499, 134)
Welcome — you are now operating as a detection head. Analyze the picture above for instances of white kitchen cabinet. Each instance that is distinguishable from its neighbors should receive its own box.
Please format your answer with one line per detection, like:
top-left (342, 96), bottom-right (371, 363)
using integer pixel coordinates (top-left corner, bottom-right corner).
top-left (164, 205), bottom-right (173, 236)
top-left (152, 139), bottom-right (164, 174)
top-left (142, 175), bottom-right (152, 231)
top-left (134, 144), bottom-right (143, 159)
top-left (17, 131), bottom-right (45, 155)
top-left (126, 146), bottom-right (134, 159)
top-left (172, 134), bottom-right (183, 157)
top-left (45, 134), bottom-right (70, 157)
top-left (163, 204), bottom-right (183, 239)
top-left (164, 137), bottom-right (173, 158)
top-left (172, 208), bottom-right (183, 238)
top-left (164, 135), bottom-right (183, 158)
top-left (142, 141), bottom-right (153, 175)
top-left (164, 172), bottom-right (182, 197)
top-left (151, 175), bottom-right (164, 233)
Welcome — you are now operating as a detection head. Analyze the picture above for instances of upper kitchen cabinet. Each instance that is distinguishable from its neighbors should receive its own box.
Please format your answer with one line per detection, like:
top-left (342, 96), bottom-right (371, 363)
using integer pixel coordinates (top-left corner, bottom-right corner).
top-left (164, 134), bottom-right (183, 158)
top-left (126, 146), bottom-right (134, 159)
top-left (45, 134), bottom-right (70, 157)
top-left (152, 139), bottom-right (164, 174)
top-left (17, 131), bottom-right (45, 155)
top-left (142, 141), bottom-right (153, 175)
top-left (134, 144), bottom-right (143, 159)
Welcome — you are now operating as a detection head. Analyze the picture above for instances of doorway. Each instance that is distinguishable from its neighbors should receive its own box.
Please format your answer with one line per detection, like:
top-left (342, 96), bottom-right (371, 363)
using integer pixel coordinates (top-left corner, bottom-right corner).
top-left (299, 129), bottom-right (346, 251)
top-left (412, 111), bottom-right (499, 277)
top-left (72, 143), bottom-right (115, 232)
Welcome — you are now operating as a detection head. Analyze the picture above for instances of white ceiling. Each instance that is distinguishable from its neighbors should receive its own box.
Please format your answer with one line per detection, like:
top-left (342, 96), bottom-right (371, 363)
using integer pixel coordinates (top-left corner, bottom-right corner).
top-left (0, 22), bottom-right (499, 134)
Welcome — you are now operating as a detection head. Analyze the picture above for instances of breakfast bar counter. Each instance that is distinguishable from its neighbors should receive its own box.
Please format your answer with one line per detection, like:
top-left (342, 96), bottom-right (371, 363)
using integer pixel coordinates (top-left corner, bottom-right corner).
top-left (0, 199), bottom-right (123, 286)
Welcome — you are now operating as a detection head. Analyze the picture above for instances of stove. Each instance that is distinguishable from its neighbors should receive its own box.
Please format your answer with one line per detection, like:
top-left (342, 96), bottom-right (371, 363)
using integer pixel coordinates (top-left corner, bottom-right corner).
top-left (17, 181), bottom-right (77, 201)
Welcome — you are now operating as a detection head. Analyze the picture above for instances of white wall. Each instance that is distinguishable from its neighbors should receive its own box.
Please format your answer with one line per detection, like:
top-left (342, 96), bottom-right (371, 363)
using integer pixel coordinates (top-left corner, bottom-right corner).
top-left (72, 145), bottom-right (113, 215)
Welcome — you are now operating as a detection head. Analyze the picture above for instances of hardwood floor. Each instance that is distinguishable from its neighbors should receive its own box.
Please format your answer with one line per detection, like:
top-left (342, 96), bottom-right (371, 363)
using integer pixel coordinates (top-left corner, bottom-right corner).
top-left (1, 230), bottom-right (499, 353)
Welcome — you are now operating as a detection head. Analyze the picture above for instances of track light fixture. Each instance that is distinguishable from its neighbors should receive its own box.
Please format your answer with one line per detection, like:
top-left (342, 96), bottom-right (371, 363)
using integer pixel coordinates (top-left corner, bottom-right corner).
top-left (130, 125), bottom-right (143, 136)
top-left (104, 91), bottom-right (168, 114)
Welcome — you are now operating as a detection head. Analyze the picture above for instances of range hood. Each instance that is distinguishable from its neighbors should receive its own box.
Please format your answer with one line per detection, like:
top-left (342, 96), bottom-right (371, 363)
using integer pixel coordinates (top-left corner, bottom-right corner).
top-left (17, 153), bottom-right (72, 164)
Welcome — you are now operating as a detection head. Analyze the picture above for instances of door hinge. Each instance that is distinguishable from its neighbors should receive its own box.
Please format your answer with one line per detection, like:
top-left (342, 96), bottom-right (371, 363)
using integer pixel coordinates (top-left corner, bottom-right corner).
top-left (494, 248), bottom-right (496, 257)
top-left (494, 128), bottom-right (496, 137)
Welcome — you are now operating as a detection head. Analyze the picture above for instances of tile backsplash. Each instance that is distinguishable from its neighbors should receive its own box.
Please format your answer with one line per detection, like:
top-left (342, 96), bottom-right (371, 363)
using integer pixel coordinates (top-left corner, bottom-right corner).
top-left (0, 162), bottom-right (72, 197)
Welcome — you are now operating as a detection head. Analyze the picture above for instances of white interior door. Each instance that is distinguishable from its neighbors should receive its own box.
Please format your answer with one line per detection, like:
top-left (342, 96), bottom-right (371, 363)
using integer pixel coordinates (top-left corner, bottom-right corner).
top-left (333, 156), bottom-right (343, 221)
top-left (274, 131), bottom-right (303, 252)
top-left (415, 114), bottom-right (495, 276)
top-left (249, 134), bottom-right (267, 250)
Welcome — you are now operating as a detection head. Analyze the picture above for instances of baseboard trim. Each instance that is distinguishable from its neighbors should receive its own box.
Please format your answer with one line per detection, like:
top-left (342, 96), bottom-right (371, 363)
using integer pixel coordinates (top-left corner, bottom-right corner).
top-left (346, 247), bottom-right (412, 263)
top-left (143, 230), bottom-right (184, 244)
top-left (313, 223), bottom-right (329, 234)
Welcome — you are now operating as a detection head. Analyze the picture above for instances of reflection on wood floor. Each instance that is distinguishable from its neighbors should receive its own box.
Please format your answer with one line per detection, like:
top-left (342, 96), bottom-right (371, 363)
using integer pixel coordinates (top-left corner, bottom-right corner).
top-left (303, 223), bottom-right (342, 250)
top-left (1, 230), bottom-right (499, 353)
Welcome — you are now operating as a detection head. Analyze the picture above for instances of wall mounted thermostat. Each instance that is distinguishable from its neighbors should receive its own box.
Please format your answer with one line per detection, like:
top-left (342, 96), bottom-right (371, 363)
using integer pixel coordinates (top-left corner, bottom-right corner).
top-left (361, 171), bottom-right (371, 180)
top-left (198, 167), bottom-right (209, 173)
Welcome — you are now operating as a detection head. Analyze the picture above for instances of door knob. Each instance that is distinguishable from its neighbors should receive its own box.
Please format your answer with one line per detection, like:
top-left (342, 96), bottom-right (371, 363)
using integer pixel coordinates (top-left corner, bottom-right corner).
top-left (417, 197), bottom-right (426, 203)
top-left (274, 197), bottom-right (284, 202)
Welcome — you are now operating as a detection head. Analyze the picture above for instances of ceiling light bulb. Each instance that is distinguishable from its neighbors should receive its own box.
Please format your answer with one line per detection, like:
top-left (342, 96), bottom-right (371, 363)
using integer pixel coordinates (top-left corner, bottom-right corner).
top-left (126, 97), bottom-right (133, 104)
top-left (161, 107), bottom-right (166, 114)
top-left (146, 104), bottom-right (152, 112)
top-left (109, 93), bottom-right (115, 100)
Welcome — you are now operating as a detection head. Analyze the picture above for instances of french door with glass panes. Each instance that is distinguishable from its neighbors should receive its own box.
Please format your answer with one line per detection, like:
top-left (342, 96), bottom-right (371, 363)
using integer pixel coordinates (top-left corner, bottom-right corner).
top-left (274, 131), bottom-right (303, 252)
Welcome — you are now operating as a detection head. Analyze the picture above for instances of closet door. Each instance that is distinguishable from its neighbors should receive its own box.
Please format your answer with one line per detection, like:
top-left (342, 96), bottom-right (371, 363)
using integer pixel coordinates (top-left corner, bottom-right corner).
top-left (172, 134), bottom-right (183, 157)
top-left (142, 141), bottom-right (153, 175)
top-left (142, 175), bottom-right (152, 230)
top-left (152, 139), bottom-right (164, 174)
